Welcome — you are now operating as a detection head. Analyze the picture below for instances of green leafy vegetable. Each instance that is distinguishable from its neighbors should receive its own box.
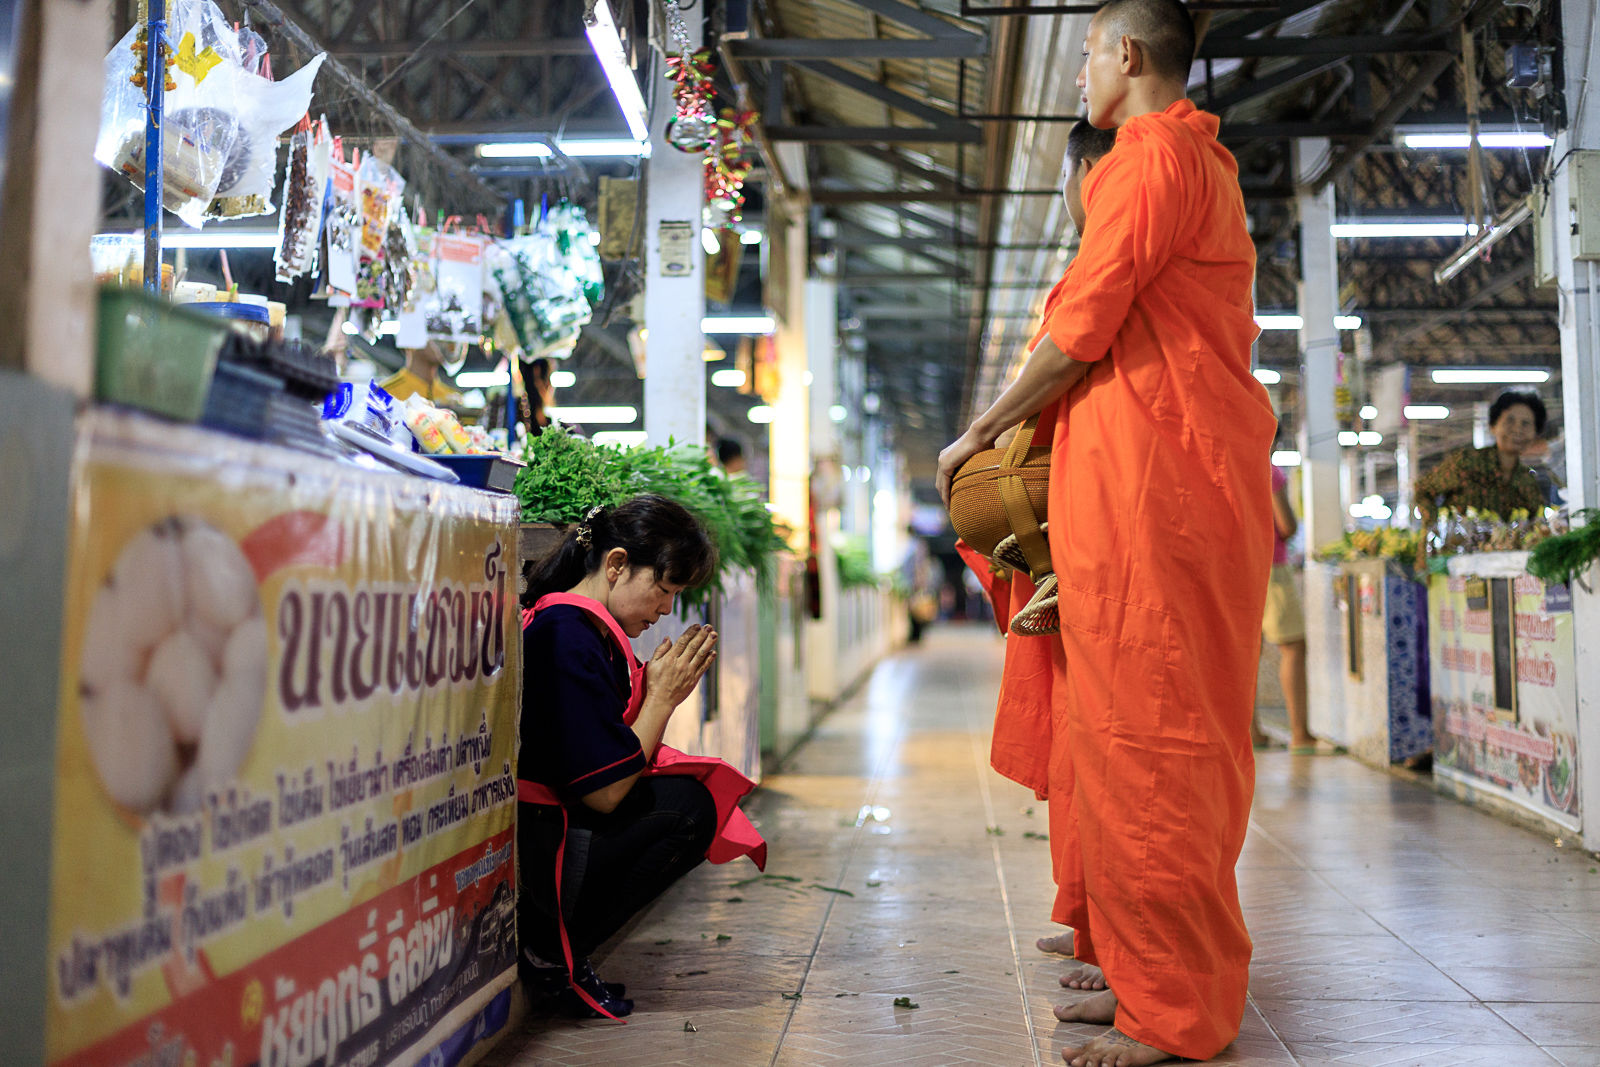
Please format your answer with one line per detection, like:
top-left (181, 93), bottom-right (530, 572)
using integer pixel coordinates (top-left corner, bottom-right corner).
top-left (893, 997), bottom-right (919, 1009)
top-left (1527, 509), bottom-right (1600, 588)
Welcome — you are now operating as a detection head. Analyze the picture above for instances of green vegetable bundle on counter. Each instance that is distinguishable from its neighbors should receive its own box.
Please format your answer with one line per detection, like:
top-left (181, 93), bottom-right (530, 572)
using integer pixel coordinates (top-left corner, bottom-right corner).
top-left (515, 426), bottom-right (788, 602)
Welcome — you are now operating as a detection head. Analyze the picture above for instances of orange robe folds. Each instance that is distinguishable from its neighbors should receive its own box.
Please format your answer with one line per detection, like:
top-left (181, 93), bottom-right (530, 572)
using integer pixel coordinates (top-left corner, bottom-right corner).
top-left (1039, 100), bottom-right (1275, 1059)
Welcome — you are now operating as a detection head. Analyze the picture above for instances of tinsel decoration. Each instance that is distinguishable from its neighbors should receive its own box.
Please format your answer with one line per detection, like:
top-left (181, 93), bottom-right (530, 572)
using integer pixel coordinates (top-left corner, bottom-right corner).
top-left (666, 48), bottom-right (718, 152)
top-left (704, 107), bottom-right (759, 223)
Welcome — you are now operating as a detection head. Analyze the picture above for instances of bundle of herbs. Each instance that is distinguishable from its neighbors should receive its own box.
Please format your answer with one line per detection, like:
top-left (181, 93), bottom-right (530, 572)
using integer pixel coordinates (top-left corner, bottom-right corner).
top-left (1526, 508), bottom-right (1600, 589)
top-left (516, 427), bottom-right (787, 603)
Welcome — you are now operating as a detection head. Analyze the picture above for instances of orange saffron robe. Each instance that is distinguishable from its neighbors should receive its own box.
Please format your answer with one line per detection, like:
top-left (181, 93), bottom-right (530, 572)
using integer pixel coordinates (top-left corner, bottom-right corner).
top-left (1039, 100), bottom-right (1275, 1059)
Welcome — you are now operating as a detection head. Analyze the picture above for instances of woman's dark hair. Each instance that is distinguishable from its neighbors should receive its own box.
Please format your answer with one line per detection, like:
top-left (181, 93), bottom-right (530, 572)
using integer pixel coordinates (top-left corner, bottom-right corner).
top-left (524, 494), bottom-right (719, 606)
top-left (1489, 390), bottom-right (1547, 435)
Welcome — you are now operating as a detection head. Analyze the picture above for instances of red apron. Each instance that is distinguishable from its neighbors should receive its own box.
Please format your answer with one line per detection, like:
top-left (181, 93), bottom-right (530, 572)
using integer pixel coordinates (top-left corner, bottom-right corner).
top-left (517, 593), bottom-right (768, 1017)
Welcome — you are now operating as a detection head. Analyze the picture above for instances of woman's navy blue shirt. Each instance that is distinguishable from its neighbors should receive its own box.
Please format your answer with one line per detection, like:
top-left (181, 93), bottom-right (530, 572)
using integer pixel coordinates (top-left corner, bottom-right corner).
top-left (520, 604), bottom-right (646, 801)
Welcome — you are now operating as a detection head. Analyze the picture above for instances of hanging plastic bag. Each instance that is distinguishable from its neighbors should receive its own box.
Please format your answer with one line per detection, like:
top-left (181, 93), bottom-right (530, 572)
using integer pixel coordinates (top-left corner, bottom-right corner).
top-left (95, 0), bottom-right (244, 228)
top-left (206, 52), bottom-right (325, 219)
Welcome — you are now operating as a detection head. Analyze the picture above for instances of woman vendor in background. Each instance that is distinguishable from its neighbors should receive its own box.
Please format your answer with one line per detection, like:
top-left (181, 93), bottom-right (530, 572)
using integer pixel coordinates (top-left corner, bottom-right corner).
top-left (1415, 390), bottom-right (1559, 524)
top-left (518, 495), bottom-right (766, 1018)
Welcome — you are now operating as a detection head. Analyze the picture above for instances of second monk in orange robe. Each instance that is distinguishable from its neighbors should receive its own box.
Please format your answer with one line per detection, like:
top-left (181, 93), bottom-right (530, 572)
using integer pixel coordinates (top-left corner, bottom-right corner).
top-left (937, 2), bottom-right (1275, 1062)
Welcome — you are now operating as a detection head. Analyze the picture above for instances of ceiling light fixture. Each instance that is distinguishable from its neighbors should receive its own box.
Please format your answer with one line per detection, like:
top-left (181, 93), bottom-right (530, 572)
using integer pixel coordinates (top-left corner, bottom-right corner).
top-left (747, 405), bottom-right (776, 424)
top-left (1253, 368), bottom-right (1283, 384)
top-left (1255, 314), bottom-right (1304, 330)
top-left (1332, 220), bottom-right (1478, 239)
top-left (1399, 130), bottom-right (1554, 150)
top-left (1430, 367), bottom-right (1551, 384)
top-left (1403, 404), bottom-right (1451, 420)
top-left (703, 314), bottom-right (776, 335)
top-left (550, 370), bottom-right (577, 388)
top-left (1271, 450), bottom-right (1302, 467)
top-left (158, 230), bottom-right (280, 249)
top-left (592, 430), bottom-right (649, 447)
top-left (477, 139), bottom-right (649, 159)
top-left (1433, 198), bottom-right (1535, 284)
top-left (584, 0), bottom-right (649, 142)
top-left (740, 230), bottom-right (764, 245)
top-left (1360, 405), bottom-right (1378, 420)
top-left (548, 405), bottom-right (638, 424)
top-left (711, 369), bottom-right (747, 388)
top-left (702, 228), bottom-right (721, 256)
top-left (456, 371), bottom-right (511, 389)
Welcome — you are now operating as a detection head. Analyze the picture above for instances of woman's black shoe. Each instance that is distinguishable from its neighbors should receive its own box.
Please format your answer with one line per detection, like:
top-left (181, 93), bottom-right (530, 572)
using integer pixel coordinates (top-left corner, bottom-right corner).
top-left (558, 959), bottom-right (633, 1018)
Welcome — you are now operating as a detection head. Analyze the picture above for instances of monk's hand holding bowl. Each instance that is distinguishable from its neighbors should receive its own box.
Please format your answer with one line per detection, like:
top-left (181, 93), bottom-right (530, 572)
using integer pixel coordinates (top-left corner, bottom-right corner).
top-left (936, 425), bottom-right (999, 508)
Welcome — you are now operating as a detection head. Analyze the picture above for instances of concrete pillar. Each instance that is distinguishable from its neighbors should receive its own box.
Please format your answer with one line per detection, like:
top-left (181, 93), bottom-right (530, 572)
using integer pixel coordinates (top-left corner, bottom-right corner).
top-left (767, 204), bottom-right (810, 549)
top-left (642, 17), bottom-right (705, 449)
top-left (1294, 139), bottom-right (1345, 549)
top-left (1555, 0), bottom-right (1600, 851)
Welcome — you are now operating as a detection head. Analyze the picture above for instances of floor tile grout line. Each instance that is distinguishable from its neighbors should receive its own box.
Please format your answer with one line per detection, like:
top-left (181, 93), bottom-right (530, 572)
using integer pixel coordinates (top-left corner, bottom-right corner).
top-left (765, 657), bottom-right (918, 1067)
top-left (963, 690), bottom-right (1045, 1067)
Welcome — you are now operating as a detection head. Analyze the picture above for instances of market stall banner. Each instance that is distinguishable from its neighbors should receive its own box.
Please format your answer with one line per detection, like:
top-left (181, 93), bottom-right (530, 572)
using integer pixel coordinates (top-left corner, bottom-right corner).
top-left (47, 412), bottom-right (520, 1067)
top-left (1427, 572), bottom-right (1580, 830)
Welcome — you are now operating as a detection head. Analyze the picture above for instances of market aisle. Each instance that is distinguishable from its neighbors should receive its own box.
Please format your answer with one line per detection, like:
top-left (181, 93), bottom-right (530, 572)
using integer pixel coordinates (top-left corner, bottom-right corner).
top-left (485, 626), bottom-right (1599, 1067)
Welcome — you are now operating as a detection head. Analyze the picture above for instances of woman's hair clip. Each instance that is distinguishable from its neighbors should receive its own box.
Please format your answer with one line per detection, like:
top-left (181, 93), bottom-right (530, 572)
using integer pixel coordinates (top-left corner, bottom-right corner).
top-left (574, 505), bottom-right (604, 550)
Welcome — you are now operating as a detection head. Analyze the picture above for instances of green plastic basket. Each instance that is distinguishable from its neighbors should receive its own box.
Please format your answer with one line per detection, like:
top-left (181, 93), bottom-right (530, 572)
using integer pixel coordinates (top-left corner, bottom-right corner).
top-left (95, 287), bottom-right (229, 422)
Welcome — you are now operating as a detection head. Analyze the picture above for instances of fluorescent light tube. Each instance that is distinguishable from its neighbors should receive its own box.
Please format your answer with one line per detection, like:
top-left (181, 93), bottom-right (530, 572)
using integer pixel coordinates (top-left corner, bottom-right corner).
top-left (1332, 221), bottom-right (1477, 239)
top-left (829, 404), bottom-right (847, 422)
top-left (712, 369), bottom-right (747, 388)
top-left (1358, 431), bottom-right (1383, 446)
top-left (1404, 404), bottom-right (1451, 420)
top-left (550, 370), bottom-right (577, 388)
top-left (585, 0), bottom-right (649, 142)
top-left (455, 371), bottom-right (511, 388)
top-left (1253, 368), bottom-right (1282, 384)
top-left (1271, 450), bottom-right (1301, 467)
top-left (740, 230), bottom-right (764, 245)
top-left (1255, 314), bottom-right (1304, 330)
top-left (747, 405), bottom-right (776, 424)
top-left (703, 315), bottom-right (777, 334)
top-left (702, 228), bottom-right (721, 256)
top-left (1430, 367), bottom-right (1551, 384)
top-left (1360, 405), bottom-right (1378, 420)
top-left (592, 430), bottom-right (649, 447)
top-left (161, 230), bottom-right (279, 249)
top-left (477, 139), bottom-right (649, 159)
top-left (1401, 131), bottom-right (1553, 150)
top-left (548, 405), bottom-right (638, 424)
top-left (1335, 315), bottom-right (1363, 330)
top-left (1338, 431), bottom-right (1359, 446)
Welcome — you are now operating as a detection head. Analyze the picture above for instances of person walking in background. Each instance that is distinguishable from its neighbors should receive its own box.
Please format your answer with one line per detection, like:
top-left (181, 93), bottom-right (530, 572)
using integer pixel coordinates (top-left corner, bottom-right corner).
top-left (1253, 462), bottom-right (1315, 753)
top-left (937, 1), bottom-right (1274, 1061)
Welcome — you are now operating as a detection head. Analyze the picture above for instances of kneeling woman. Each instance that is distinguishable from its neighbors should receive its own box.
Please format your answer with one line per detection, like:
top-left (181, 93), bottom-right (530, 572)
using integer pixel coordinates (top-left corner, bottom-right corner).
top-left (518, 495), bottom-right (767, 1018)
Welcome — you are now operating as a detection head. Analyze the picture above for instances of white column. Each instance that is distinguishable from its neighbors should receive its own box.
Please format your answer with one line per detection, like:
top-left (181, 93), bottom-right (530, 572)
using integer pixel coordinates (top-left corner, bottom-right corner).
top-left (768, 206), bottom-right (810, 547)
top-left (642, 21), bottom-right (706, 449)
top-left (1295, 139), bottom-right (1345, 549)
top-left (1555, 0), bottom-right (1600, 851)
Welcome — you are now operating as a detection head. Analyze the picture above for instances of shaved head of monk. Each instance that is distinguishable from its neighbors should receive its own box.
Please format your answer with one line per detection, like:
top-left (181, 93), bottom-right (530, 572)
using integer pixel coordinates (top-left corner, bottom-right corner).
top-left (1061, 121), bottom-right (1116, 233)
top-left (1077, 0), bottom-right (1195, 128)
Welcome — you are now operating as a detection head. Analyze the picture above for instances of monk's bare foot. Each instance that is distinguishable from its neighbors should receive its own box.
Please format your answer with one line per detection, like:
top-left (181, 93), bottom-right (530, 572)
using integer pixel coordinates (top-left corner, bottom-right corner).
top-left (1059, 963), bottom-right (1106, 990)
top-left (1053, 988), bottom-right (1117, 1024)
top-left (1062, 1028), bottom-right (1175, 1067)
top-left (1036, 931), bottom-right (1076, 956)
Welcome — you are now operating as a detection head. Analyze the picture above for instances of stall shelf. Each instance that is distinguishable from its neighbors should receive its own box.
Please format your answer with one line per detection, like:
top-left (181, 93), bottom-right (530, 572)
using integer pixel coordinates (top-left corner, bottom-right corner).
top-left (1427, 551), bottom-right (1582, 836)
top-left (42, 409), bottom-right (520, 1067)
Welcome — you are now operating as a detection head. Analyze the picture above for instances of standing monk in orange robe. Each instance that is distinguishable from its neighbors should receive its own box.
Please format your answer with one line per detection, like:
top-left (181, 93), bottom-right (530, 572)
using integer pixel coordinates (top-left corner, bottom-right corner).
top-left (936, 2), bottom-right (1275, 1063)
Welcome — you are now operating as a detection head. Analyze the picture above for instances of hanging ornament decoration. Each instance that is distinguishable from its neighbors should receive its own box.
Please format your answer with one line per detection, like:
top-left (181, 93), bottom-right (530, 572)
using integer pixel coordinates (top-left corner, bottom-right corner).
top-left (704, 107), bottom-right (759, 225)
top-left (663, 0), bottom-right (717, 152)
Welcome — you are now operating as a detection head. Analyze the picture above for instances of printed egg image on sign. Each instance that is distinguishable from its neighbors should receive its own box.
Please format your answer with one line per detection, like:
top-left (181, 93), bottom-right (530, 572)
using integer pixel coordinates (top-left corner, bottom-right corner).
top-left (78, 516), bottom-right (267, 816)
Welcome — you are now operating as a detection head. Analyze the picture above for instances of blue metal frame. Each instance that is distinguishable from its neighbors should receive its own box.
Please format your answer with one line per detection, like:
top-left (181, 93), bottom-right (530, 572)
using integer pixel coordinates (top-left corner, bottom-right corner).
top-left (143, 0), bottom-right (165, 292)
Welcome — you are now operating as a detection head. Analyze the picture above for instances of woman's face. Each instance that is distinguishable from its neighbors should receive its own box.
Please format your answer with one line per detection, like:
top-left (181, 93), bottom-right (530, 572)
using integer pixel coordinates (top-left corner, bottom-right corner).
top-left (608, 565), bottom-right (686, 638)
top-left (1492, 403), bottom-right (1539, 458)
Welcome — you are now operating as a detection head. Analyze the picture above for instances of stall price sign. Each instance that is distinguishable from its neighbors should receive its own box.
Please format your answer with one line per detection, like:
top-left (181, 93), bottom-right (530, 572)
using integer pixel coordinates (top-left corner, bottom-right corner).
top-left (1428, 571), bottom-right (1580, 829)
top-left (46, 412), bottom-right (520, 1067)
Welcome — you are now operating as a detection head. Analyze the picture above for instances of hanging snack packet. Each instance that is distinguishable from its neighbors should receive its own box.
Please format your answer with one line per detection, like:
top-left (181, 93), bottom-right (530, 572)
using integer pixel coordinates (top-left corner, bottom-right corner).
top-left (274, 121), bottom-right (328, 281)
top-left (322, 150), bottom-right (360, 299)
top-left (425, 233), bottom-right (487, 342)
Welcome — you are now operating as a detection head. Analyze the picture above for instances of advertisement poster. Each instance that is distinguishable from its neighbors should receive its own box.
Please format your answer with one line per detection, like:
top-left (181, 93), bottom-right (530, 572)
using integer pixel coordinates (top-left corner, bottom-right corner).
top-left (47, 412), bottom-right (520, 1067)
top-left (1428, 572), bottom-right (1579, 830)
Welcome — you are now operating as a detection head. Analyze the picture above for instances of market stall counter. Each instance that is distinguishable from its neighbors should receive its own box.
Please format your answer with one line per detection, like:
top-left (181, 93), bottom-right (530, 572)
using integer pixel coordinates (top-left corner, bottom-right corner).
top-left (1321, 558), bottom-right (1431, 768)
top-left (44, 409), bottom-right (520, 1067)
top-left (1428, 551), bottom-right (1581, 836)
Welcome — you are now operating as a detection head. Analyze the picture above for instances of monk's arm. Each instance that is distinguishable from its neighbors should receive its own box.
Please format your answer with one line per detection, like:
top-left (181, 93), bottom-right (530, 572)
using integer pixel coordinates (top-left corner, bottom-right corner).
top-left (971, 336), bottom-right (1089, 444)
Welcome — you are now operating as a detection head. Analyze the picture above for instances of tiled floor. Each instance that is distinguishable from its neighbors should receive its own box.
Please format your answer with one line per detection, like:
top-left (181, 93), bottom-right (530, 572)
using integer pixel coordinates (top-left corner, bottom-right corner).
top-left (484, 626), bottom-right (1600, 1066)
